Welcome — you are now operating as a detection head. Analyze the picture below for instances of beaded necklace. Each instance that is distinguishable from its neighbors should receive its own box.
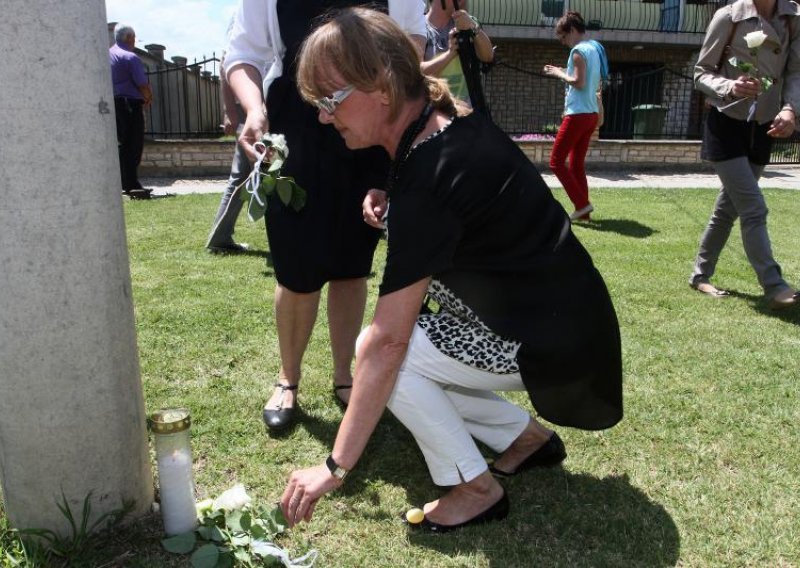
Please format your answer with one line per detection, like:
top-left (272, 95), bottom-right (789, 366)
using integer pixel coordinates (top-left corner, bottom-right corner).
top-left (385, 102), bottom-right (433, 195)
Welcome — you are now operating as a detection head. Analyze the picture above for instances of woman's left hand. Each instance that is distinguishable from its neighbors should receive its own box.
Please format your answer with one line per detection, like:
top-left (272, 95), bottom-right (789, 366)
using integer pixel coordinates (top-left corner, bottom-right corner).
top-left (280, 464), bottom-right (342, 527)
top-left (768, 109), bottom-right (796, 138)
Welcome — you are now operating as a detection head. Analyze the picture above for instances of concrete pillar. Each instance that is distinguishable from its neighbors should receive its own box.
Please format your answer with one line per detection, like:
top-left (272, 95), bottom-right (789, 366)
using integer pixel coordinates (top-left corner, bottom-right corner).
top-left (108, 22), bottom-right (117, 47)
top-left (145, 43), bottom-right (166, 60)
top-left (0, 0), bottom-right (153, 534)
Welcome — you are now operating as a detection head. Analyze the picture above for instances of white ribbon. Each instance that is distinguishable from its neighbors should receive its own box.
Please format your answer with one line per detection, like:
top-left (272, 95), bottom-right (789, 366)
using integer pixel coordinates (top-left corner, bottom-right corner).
top-left (242, 142), bottom-right (269, 222)
top-left (251, 540), bottom-right (318, 567)
top-left (747, 100), bottom-right (757, 122)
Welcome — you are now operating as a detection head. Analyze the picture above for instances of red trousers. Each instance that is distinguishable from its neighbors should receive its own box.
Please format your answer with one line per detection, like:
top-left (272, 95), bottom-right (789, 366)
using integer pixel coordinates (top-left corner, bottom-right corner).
top-left (549, 113), bottom-right (599, 211)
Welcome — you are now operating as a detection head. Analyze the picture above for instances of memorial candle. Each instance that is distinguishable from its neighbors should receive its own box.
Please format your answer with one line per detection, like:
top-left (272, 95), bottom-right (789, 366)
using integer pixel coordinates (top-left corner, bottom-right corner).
top-left (149, 408), bottom-right (198, 535)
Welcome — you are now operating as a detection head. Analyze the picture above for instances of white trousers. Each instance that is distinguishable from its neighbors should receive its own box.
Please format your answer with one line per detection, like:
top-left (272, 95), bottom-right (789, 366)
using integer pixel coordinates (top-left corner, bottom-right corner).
top-left (377, 324), bottom-right (532, 487)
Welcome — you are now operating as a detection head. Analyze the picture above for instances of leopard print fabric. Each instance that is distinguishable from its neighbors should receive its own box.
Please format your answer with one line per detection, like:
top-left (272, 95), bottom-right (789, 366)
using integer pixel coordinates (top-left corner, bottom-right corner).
top-left (417, 279), bottom-right (520, 374)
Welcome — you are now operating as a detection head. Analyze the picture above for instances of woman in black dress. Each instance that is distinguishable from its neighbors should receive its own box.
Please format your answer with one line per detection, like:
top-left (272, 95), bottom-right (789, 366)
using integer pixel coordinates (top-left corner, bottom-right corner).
top-left (224, 0), bottom-right (425, 432)
top-left (279, 8), bottom-right (623, 532)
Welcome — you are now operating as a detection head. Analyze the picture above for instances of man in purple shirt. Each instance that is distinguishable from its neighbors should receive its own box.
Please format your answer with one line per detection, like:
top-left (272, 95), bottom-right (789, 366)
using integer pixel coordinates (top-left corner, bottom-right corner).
top-left (110, 24), bottom-right (152, 198)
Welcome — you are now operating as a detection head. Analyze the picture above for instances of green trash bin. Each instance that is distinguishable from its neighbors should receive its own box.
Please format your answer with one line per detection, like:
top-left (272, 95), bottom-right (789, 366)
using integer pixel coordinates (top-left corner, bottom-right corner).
top-left (632, 104), bottom-right (668, 139)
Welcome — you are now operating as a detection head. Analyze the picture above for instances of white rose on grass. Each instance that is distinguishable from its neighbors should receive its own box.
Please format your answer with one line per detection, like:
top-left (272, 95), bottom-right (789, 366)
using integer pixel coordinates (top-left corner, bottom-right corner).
top-left (212, 483), bottom-right (252, 511)
top-left (744, 30), bottom-right (768, 49)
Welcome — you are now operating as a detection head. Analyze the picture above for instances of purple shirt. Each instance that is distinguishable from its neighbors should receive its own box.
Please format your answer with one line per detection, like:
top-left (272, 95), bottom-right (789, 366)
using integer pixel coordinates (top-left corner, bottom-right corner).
top-left (109, 42), bottom-right (149, 99)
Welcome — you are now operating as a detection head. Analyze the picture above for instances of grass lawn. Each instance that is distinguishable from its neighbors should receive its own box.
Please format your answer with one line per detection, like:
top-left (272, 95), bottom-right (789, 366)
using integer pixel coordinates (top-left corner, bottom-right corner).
top-left (2, 187), bottom-right (799, 567)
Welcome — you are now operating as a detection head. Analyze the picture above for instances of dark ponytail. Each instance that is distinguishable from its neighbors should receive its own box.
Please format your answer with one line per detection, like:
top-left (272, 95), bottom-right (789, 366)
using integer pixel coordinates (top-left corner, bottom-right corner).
top-left (556, 11), bottom-right (586, 35)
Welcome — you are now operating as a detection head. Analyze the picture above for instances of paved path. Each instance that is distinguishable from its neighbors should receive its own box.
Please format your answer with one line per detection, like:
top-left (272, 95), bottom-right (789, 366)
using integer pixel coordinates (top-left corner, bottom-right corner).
top-left (142, 164), bottom-right (800, 197)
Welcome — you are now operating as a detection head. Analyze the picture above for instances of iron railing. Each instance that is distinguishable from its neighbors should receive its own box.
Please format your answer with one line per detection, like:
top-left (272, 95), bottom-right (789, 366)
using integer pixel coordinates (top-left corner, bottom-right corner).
top-left (144, 56), bottom-right (223, 139)
top-left (471, 0), bottom-right (726, 34)
top-left (484, 63), bottom-right (800, 163)
top-left (486, 62), bottom-right (704, 139)
top-left (770, 134), bottom-right (800, 164)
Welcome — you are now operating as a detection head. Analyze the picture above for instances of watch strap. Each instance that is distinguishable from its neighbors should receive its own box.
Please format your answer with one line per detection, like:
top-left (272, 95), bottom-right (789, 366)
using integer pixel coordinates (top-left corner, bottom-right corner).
top-left (326, 454), bottom-right (348, 480)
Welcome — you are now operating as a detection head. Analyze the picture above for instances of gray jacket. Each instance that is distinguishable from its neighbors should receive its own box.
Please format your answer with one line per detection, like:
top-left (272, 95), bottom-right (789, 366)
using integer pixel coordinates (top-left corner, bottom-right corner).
top-left (695, 0), bottom-right (800, 124)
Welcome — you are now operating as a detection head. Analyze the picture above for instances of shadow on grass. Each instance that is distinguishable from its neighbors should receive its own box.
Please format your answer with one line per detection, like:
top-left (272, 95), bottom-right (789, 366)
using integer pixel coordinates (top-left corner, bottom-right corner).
top-left (726, 290), bottom-right (800, 324)
top-left (297, 410), bottom-right (679, 566)
top-left (573, 218), bottom-right (656, 239)
top-left (407, 470), bottom-right (680, 567)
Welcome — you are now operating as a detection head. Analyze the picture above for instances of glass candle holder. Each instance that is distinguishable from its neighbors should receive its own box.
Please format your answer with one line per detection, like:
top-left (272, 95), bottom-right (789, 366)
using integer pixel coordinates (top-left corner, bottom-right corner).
top-left (149, 408), bottom-right (198, 535)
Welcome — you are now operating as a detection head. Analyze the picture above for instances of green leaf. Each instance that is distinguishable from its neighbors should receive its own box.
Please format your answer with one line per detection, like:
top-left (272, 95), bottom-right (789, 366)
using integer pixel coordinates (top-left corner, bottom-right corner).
top-left (266, 507), bottom-right (288, 534)
top-left (247, 188), bottom-right (268, 222)
top-left (250, 522), bottom-right (267, 540)
top-left (190, 543), bottom-right (219, 568)
top-left (761, 76), bottom-right (774, 92)
top-left (216, 548), bottom-right (235, 568)
top-left (196, 525), bottom-right (214, 541)
top-left (259, 175), bottom-right (277, 196)
top-left (225, 510), bottom-right (243, 533)
top-left (276, 178), bottom-right (293, 206)
top-left (162, 532), bottom-right (197, 554)
top-left (239, 184), bottom-right (252, 204)
top-left (209, 525), bottom-right (226, 543)
top-left (207, 509), bottom-right (225, 522)
top-left (230, 533), bottom-right (250, 547)
top-left (234, 548), bottom-right (252, 564)
top-left (240, 511), bottom-right (252, 532)
top-left (289, 184), bottom-right (307, 212)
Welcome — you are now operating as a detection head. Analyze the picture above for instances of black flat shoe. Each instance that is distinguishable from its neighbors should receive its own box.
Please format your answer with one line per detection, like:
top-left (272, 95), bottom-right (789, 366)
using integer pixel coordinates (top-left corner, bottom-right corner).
top-left (489, 432), bottom-right (566, 479)
top-left (411, 490), bottom-right (510, 534)
top-left (262, 383), bottom-right (298, 432)
top-left (333, 384), bottom-right (352, 409)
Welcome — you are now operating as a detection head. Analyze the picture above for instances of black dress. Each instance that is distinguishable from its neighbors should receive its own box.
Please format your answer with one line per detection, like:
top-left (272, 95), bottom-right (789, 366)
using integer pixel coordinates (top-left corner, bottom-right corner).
top-left (265, 0), bottom-right (389, 293)
top-left (380, 112), bottom-right (623, 430)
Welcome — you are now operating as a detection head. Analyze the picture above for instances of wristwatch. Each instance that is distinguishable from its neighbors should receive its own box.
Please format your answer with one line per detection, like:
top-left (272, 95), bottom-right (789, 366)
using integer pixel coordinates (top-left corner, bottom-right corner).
top-left (326, 455), bottom-right (349, 481)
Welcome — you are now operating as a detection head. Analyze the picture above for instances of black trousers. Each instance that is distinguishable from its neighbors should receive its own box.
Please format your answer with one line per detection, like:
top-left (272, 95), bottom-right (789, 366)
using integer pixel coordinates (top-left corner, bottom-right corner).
top-left (114, 97), bottom-right (145, 190)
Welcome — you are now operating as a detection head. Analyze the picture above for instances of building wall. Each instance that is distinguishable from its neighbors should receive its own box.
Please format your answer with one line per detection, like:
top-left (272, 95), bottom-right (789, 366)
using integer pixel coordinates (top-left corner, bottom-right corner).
top-left (486, 38), bottom-right (700, 138)
top-left (140, 138), bottom-right (705, 177)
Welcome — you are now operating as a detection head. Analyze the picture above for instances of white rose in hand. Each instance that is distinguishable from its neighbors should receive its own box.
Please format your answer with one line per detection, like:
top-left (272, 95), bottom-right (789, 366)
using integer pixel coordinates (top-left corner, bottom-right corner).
top-left (212, 483), bottom-right (252, 511)
top-left (744, 30), bottom-right (768, 49)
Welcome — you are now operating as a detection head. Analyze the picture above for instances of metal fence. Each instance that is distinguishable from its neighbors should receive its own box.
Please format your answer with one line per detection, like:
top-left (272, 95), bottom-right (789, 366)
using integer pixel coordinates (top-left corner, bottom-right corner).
top-left (144, 56), bottom-right (223, 139)
top-left (485, 62), bottom-right (800, 164)
top-left (486, 62), bottom-right (704, 139)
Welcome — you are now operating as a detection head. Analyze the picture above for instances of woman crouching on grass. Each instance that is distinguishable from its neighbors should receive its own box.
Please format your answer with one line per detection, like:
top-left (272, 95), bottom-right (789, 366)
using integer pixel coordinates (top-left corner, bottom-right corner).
top-left (280, 7), bottom-right (623, 533)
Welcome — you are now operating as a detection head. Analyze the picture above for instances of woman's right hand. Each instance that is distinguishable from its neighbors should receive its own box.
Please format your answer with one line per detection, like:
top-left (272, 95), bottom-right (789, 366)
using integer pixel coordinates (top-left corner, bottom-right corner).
top-left (543, 64), bottom-right (563, 80)
top-left (362, 189), bottom-right (388, 229)
top-left (238, 109), bottom-right (269, 162)
top-left (730, 75), bottom-right (761, 99)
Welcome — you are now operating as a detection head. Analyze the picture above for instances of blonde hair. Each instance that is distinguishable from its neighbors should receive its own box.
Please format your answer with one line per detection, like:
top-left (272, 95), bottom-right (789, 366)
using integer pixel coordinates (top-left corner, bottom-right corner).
top-left (297, 7), bottom-right (469, 120)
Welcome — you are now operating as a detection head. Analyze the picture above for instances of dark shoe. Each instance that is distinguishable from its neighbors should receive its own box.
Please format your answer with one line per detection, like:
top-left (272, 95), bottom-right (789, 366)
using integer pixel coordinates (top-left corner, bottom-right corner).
top-left (262, 383), bottom-right (298, 432)
top-left (409, 491), bottom-right (510, 534)
top-left (488, 432), bottom-right (567, 479)
top-left (207, 242), bottom-right (249, 254)
top-left (123, 188), bottom-right (152, 200)
top-left (333, 384), bottom-right (352, 409)
top-left (767, 289), bottom-right (799, 310)
top-left (690, 280), bottom-right (729, 298)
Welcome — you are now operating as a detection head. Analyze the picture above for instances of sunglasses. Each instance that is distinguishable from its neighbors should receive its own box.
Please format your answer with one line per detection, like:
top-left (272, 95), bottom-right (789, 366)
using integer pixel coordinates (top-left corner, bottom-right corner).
top-left (313, 85), bottom-right (355, 114)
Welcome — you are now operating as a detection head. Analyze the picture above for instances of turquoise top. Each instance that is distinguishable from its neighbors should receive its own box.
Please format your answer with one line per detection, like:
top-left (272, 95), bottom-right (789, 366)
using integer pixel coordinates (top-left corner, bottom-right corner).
top-left (564, 41), bottom-right (602, 115)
